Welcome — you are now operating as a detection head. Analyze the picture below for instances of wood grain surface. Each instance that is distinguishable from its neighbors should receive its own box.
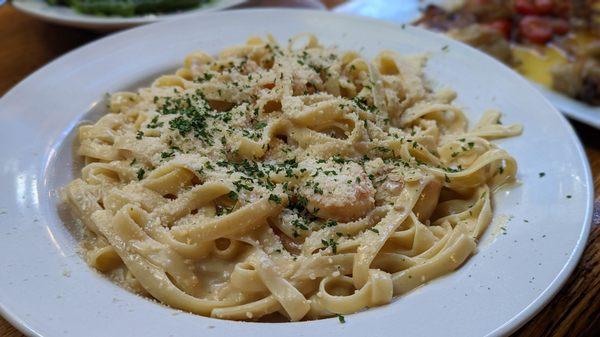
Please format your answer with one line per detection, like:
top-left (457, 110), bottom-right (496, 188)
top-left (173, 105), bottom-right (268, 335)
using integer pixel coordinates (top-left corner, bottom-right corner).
top-left (0, 1), bottom-right (598, 336)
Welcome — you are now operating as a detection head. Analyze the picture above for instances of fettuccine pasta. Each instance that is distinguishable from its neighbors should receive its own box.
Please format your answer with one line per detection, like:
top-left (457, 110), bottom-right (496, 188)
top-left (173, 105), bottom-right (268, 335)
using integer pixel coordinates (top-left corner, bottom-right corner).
top-left (64, 34), bottom-right (521, 322)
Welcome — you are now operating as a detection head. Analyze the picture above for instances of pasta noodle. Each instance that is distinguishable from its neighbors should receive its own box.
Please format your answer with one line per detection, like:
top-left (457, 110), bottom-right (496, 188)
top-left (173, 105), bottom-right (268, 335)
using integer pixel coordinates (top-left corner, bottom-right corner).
top-left (64, 34), bottom-right (521, 322)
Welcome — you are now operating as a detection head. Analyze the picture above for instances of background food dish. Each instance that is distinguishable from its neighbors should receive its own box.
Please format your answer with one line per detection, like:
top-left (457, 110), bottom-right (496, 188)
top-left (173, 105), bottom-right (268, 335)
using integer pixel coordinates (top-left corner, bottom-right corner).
top-left (335, 0), bottom-right (600, 129)
top-left (45, 0), bottom-right (214, 17)
top-left (417, 0), bottom-right (600, 107)
top-left (11, 0), bottom-right (248, 29)
top-left (0, 9), bottom-right (593, 337)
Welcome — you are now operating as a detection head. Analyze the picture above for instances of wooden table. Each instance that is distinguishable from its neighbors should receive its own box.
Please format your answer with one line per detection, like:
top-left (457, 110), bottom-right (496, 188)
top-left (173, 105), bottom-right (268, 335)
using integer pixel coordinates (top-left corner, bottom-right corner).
top-left (0, 2), bottom-right (598, 336)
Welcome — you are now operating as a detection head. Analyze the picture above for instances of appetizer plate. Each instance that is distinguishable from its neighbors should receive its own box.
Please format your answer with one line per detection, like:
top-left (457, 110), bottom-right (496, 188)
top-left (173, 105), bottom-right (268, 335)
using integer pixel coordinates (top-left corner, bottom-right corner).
top-left (0, 9), bottom-right (593, 337)
top-left (335, 0), bottom-right (600, 129)
top-left (11, 0), bottom-right (248, 30)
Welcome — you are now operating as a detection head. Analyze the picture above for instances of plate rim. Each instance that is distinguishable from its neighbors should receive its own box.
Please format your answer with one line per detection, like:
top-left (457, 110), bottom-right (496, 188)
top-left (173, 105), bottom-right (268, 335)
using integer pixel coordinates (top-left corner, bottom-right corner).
top-left (0, 8), bottom-right (594, 337)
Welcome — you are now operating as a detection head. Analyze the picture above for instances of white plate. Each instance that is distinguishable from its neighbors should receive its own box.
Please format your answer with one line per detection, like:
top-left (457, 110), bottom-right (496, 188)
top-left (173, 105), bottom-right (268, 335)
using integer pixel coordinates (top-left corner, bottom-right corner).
top-left (335, 0), bottom-right (600, 129)
top-left (0, 9), bottom-right (593, 337)
top-left (11, 0), bottom-right (247, 30)
top-left (533, 84), bottom-right (600, 128)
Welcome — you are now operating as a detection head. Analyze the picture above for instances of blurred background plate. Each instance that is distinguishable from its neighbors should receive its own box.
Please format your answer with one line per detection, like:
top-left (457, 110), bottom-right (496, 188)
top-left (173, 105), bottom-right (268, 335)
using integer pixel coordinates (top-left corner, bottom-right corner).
top-left (334, 0), bottom-right (600, 129)
top-left (11, 0), bottom-right (248, 30)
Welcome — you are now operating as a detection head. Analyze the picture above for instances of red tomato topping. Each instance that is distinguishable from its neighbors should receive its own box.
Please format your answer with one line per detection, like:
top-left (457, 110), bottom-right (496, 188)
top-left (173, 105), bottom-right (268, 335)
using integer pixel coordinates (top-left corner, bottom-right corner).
top-left (515, 0), bottom-right (555, 15)
top-left (534, 0), bottom-right (554, 14)
top-left (550, 18), bottom-right (569, 35)
top-left (515, 0), bottom-right (538, 14)
top-left (519, 15), bottom-right (554, 44)
top-left (484, 19), bottom-right (512, 39)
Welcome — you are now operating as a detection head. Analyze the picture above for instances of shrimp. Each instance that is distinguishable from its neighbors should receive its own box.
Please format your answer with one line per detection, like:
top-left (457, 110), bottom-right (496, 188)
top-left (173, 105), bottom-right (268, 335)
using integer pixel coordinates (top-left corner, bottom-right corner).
top-left (299, 161), bottom-right (375, 222)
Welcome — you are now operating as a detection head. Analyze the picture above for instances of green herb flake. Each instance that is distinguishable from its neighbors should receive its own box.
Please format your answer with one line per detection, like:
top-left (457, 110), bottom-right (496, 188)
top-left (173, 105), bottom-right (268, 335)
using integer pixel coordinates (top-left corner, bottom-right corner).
top-left (161, 150), bottom-right (174, 159)
top-left (147, 115), bottom-right (163, 129)
top-left (268, 194), bottom-right (282, 204)
top-left (136, 168), bottom-right (145, 180)
top-left (324, 220), bottom-right (337, 227)
top-left (321, 238), bottom-right (337, 254)
top-left (254, 122), bottom-right (267, 129)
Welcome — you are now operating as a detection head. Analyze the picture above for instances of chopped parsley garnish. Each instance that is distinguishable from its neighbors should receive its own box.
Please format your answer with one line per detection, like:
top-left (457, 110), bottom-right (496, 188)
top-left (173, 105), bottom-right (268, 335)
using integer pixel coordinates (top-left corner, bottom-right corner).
top-left (290, 195), bottom-right (308, 212)
top-left (337, 314), bottom-right (345, 323)
top-left (159, 90), bottom-right (220, 145)
top-left (352, 96), bottom-right (376, 112)
top-left (324, 220), bottom-right (337, 227)
top-left (233, 180), bottom-right (254, 192)
top-left (160, 150), bottom-right (174, 159)
top-left (147, 115), bottom-right (163, 129)
top-left (268, 194), bottom-right (282, 204)
top-left (321, 238), bottom-right (337, 254)
top-left (136, 168), bottom-right (145, 180)
top-left (254, 122), bottom-right (267, 129)
top-left (375, 146), bottom-right (391, 153)
top-left (292, 219), bottom-right (309, 230)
